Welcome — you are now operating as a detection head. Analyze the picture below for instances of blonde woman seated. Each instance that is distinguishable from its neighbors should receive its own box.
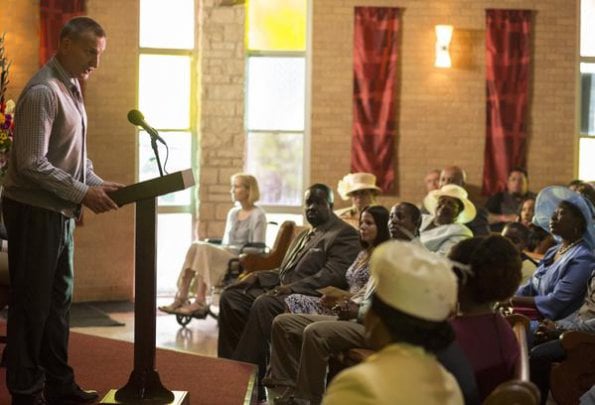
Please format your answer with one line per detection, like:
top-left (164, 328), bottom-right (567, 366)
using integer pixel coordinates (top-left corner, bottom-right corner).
top-left (420, 184), bottom-right (476, 256)
top-left (159, 173), bottom-right (267, 315)
top-left (335, 172), bottom-right (381, 228)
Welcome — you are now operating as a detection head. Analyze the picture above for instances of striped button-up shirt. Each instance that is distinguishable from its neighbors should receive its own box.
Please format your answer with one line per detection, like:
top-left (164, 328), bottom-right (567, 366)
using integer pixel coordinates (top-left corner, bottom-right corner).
top-left (3, 57), bottom-right (103, 218)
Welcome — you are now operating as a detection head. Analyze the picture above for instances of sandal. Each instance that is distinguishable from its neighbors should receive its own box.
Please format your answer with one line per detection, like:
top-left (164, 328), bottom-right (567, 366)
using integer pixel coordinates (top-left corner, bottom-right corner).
top-left (158, 297), bottom-right (187, 313)
top-left (175, 301), bottom-right (208, 315)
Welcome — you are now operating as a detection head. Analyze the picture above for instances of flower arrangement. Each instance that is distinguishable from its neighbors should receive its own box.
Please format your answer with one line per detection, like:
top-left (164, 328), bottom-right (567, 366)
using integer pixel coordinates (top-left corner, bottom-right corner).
top-left (0, 32), bottom-right (14, 178)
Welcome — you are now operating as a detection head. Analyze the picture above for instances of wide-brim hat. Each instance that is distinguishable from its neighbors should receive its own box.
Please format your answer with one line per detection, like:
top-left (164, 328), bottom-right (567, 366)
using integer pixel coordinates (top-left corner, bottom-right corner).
top-left (533, 186), bottom-right (595, 248)
top-left (371, 240), bottom-right (458, 322)
top-left (337, 172), bottom-right (382, 201)
top-left (423, 184), bottom-right (477, 224)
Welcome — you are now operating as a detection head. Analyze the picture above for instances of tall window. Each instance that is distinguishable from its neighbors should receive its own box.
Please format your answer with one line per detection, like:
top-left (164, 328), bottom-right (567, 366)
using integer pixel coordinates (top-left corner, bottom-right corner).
top-left (138, 0), bottom-right (197, 294)
top-left (245, 0), bottom-right (308, 226)
top-left (579, 0), bottom-right (595, 180)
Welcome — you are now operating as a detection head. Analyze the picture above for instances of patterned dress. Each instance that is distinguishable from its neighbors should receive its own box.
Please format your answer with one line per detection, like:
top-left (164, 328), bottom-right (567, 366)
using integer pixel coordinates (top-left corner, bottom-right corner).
top-left (284, 250), bottom-right (370, 315)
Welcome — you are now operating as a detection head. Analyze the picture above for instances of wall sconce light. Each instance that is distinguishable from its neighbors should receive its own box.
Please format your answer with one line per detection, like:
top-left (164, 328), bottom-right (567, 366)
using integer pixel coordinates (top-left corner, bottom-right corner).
top-left (435, 25), bottom-right (454, 68)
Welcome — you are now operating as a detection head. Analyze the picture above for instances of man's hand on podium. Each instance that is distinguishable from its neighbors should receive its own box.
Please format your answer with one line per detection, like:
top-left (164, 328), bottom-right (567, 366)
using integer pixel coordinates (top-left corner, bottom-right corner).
top-left (83, 182), bottom-right (124, 213)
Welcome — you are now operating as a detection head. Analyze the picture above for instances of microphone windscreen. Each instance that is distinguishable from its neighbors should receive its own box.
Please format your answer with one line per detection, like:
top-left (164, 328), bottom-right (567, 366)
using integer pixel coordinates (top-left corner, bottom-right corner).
top-left (127, 109), bottom-right (144, 125)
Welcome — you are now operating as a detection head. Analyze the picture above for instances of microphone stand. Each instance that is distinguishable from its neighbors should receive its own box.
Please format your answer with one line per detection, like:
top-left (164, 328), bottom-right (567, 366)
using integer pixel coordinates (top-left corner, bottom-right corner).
top-left (148, 129), bottom-right (164, 177)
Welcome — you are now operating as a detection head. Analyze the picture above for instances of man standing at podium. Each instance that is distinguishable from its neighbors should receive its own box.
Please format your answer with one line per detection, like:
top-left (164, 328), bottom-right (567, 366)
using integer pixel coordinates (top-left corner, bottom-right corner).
top-left (1, 17), bottom-right (121, 405)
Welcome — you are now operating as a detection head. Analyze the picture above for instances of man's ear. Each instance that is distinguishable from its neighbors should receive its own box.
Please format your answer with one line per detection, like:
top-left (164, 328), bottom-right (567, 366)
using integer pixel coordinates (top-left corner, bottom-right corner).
top-left (59, 37), bottom-right (73, 53)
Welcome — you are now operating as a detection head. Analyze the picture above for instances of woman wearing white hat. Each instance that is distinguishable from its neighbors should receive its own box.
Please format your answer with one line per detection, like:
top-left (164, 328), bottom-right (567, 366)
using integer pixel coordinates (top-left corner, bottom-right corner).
top-left (420, 184), bottom-right (476, 256)
top-left (335, 172), bottom-right (381, 229)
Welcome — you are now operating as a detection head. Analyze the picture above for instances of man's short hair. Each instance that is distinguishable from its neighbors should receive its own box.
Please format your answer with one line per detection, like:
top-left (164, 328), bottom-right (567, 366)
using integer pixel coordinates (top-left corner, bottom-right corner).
top-left (308, 184), bottom-right (334, 206)
top-left (509, 166), bottom-right (528, 179)
top-left (60, 17), bottom-right (106, 41)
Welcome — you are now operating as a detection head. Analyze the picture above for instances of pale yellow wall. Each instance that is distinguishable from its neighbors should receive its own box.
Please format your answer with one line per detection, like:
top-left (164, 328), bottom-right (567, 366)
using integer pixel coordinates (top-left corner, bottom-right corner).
top-left (77, 0), bottom-right (138, 300)
top-left (196, 0), bottom-right (246, 240)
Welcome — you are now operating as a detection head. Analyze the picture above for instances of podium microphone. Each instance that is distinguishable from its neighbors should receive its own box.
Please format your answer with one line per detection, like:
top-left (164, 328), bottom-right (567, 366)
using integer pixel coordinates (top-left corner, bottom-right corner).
top-left (127, 109), bottom-right (166, 145)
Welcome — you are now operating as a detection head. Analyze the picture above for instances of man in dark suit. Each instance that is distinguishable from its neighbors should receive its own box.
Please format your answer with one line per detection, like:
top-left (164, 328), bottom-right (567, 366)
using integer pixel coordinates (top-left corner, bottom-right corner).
top-left (217, 184), bottom-right (360, 401)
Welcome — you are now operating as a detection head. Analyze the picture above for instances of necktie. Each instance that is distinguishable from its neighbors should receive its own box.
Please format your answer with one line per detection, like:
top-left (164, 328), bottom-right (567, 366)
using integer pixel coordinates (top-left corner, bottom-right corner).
top-left (279, 229), bottom-right (315, 280)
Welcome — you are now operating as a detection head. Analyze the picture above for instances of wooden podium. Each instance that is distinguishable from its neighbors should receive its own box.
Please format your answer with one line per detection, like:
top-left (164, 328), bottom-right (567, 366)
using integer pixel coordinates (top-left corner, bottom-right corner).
top-left (101, 169), bottom-right (194, 405)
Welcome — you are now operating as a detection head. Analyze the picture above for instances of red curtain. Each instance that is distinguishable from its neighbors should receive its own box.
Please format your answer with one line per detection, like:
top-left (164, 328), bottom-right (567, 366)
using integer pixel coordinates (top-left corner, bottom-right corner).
top-left (39, 0), bottom-right (86, 66)
top-left (482, 9), bottom-right (532, 196)
top-left (352, 7), bottom-right (400, 193)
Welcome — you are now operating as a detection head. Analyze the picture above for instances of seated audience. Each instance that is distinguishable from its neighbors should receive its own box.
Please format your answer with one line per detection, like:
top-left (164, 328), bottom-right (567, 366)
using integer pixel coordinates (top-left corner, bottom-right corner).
top-left (485, 167), bottom-right (535, 232)
top-left (502, 222), bottom-right (539, 284)
top-left (568, 179), bottom-right (586, 192)
top-left (518, 196), bottom-right (556, 257)
top-left (576, 181), bottom-right (595, 207)
top-left (437, 166), bottom-right (490, 236)
top-left (420, 169), bottom-right (441, 212)
top-left (425, 169), bottom-right (441, 192)
top-left (335, 172), bottom-right (381, 229)
top-left (530, 271), bottom-right (595, 404)
top-left (217, 184), bottom-right (360, 402)
top-left (449, 235), bottom-right (522, 400)
top-left (421, 184), bottom-right (475, 256)
top-left (322, 241), bottom-right (464, 405)
top-left (264, 203), bottom-right (438, 405)
top-left (568, 179), bottom-right (595, 207)
top-left (512, 186), bottom-right (595, 321)
top-left (285, 205), bottom-right (390, 315)
top-left (158, 173), bottom-right (266, 315)
top-left (518, 196), bottom-right (535, 227)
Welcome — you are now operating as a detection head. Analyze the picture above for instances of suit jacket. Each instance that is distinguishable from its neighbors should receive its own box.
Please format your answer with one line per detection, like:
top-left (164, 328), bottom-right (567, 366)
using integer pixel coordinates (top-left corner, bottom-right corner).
top-left (256, 213), bottom-right (360, 295)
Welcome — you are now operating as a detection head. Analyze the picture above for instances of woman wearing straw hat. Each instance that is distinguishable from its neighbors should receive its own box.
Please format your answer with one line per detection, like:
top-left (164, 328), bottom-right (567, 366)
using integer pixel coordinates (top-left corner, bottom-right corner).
top-left (420, 184), bottom-right (476, 256)
top-left (511, 186), bottom-right (595, 322)
top-left (335, 172), bottom-right (381, 229)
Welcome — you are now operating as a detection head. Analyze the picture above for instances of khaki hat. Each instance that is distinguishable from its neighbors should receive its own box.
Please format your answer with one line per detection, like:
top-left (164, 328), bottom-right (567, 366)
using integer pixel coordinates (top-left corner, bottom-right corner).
top-left (371, 240), bottom-right (458, 322)
top-left (337, 172), bottom-right (382, 201)
top-left (423, 184), bottom-right (477, 224)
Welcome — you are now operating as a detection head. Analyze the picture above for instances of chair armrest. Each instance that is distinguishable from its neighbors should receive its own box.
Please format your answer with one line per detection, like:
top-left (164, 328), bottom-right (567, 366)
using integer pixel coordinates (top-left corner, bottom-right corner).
top-left (511, 306), bottom-right (542, 321)
top-left (483, 380), bottom-right (540, 405)
top-left (560, 330), bottom-right (595, 351)
top-left (240, 252), bottom-right (283, 273)
top-left (345, 348), bottom-right (374, 364)
top-left (240, 242), bottom-right (267, 254)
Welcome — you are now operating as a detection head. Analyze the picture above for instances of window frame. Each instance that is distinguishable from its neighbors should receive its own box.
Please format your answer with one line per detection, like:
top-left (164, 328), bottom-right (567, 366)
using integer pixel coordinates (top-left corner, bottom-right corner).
top-left (243, 1), bottom-right (312, 217)
top-left (577, 1), bottom-right (595, 180)
top-left (137, 0), bottom-right (198, 294)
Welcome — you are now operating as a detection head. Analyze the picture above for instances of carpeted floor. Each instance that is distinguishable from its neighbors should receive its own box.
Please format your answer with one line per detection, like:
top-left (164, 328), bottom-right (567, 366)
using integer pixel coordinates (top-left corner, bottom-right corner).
top-left (0, 301), bottom-right (129, 328)
top-left (70, 302), bottom-right (125, 327)
top-left (0, 322), bottom-right (256, 404)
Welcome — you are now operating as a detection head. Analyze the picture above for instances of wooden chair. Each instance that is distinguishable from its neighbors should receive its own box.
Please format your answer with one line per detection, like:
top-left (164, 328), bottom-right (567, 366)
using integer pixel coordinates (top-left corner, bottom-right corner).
top-left (549, 330), bottom-right (595, 405)
top-left (238, 221), bottom-right (304, 275)
top-left (483, 314), bottom-right (540, 405)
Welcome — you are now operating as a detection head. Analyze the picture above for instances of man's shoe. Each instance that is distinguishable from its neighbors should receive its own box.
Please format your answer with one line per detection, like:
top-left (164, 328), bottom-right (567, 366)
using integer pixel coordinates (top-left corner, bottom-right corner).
top-left (45, 385), bottom-right (98, 405)
top-left (12, 392), bottom-right (47, 405)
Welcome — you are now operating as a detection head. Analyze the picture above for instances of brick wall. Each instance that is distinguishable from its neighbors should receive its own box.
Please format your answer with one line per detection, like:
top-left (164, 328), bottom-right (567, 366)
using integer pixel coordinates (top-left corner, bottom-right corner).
top-left (67, 0), bottom-right (138, 300)
top-left (196, 0), bottom-right (246, 239)
top-left (311, 0), bottom-right (577, 210)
